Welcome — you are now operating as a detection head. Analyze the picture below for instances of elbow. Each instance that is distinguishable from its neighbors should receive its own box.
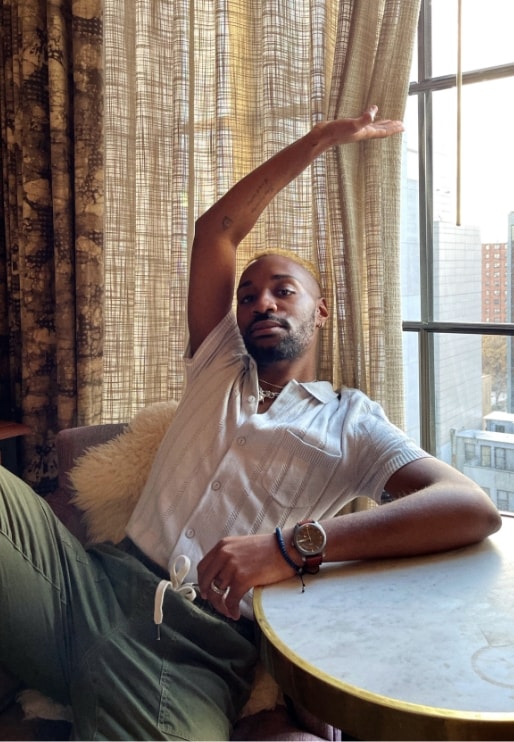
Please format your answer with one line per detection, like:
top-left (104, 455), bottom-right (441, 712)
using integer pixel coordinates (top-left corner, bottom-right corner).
top-left (487, 505), bottom-right (503, 536)
top-left (192, 212), bottom-right (210, 246)
top-left (472, 486), bottom-right (503, 539)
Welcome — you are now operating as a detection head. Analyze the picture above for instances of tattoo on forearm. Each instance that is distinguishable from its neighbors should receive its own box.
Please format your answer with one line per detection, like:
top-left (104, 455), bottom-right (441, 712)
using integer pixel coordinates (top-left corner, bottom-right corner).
top-left (222, 216), bottom-right (233, 230)
top-left (247, 178), bottom-right (274, 214)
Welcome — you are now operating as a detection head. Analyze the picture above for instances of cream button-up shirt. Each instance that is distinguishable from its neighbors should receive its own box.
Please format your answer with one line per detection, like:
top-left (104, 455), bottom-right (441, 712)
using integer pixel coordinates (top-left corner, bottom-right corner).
top-left (126, 312), bottom-right (428, 618)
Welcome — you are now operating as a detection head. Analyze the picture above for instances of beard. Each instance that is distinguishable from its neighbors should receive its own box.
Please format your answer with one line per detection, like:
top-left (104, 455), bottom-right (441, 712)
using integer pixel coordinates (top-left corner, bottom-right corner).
top-left (242, 311), bottom-right (317, 366)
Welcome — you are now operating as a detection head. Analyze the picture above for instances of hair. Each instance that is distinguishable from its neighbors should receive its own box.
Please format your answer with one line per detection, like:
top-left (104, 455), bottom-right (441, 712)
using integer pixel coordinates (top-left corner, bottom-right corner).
top-left (242, 249), bottom-right (322, 292)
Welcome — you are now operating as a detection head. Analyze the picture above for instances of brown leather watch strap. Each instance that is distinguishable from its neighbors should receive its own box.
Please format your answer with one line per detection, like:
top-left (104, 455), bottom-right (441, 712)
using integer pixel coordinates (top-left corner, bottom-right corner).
top-left (302, 552), bottom-right (323, 574)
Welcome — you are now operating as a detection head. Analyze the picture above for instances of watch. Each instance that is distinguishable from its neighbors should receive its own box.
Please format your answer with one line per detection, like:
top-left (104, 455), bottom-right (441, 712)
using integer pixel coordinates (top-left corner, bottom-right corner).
top-left (292, 519), bottom-right (327, 574)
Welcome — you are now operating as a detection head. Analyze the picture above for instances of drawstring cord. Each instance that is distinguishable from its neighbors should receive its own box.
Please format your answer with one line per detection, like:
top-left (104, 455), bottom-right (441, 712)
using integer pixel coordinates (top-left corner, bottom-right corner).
top-left (154, 554), bottom-right (197, 639)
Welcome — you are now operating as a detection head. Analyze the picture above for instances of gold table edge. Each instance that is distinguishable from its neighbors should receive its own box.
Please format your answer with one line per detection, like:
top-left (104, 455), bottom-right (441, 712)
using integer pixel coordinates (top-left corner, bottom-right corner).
top-left (253, 585), bottom-right (514, 740)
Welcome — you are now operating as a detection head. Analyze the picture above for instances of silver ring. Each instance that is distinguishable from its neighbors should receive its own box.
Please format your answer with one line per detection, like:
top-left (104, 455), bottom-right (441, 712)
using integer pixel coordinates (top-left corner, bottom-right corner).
top-left (210, 579), bottom-right (228, 597)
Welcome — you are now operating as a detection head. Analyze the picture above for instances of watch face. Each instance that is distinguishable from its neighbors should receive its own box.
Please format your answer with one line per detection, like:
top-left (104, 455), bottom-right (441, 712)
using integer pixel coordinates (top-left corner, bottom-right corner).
top-left (294, 521), bottom-right (326, 556)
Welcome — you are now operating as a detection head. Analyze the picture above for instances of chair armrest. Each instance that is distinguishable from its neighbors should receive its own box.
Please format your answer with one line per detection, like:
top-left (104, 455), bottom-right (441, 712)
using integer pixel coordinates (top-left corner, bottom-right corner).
top-left (45, 423), bottom-right (127, 543)
top-left (55, 423), bottom-right (127, 501)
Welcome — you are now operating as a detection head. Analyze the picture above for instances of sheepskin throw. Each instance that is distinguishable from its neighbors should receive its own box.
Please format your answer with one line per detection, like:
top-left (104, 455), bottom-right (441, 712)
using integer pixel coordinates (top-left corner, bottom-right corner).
top-left (70, 400), bottom-right (178, 544)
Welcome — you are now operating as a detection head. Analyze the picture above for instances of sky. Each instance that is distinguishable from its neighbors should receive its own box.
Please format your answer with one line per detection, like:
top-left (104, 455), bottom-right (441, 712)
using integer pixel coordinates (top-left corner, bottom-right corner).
top-left (409, 0), bottom-right (514, 243)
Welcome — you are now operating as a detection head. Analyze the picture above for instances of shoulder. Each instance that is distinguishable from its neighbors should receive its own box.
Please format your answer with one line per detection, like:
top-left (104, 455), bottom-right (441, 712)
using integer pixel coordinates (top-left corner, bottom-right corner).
top-left (184, 312), bottom-right (245, 366)
top-left (334, 386), bottom-right (424, 456)
top-left (335, 386), bottom-right (388, 417)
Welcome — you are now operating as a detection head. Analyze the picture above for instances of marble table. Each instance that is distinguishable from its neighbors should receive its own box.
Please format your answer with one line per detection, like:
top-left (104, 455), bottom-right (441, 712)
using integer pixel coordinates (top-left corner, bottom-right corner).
top-left (254, 515), bottom-right (514, 740)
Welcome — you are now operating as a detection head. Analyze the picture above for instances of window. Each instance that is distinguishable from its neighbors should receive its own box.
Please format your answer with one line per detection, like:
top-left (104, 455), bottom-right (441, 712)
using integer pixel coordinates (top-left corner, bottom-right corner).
top-left (495, 448), bottom-right (506, 470)
top-left (496, 490), bottom-right (514, 511)
top-left (464, 440), bottom-right (475, 462)
top-left (401, 0), bottom-right (514, 512)
top-left (481, 446), bottom-right (491, 468)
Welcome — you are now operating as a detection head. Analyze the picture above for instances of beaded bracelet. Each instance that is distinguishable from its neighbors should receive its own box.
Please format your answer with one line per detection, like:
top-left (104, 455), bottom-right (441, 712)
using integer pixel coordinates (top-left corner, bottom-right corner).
top-left (275, 526), bottom-right (305, 592)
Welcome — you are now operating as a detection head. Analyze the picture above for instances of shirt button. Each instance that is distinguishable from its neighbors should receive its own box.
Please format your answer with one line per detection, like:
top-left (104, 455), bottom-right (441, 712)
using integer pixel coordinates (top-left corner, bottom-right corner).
top-left (211, 480), bottom-right (221, 491)
top-left (237, 436), bottom-right (246, 446)
top-left (185, 528), bottom-right (195, 539)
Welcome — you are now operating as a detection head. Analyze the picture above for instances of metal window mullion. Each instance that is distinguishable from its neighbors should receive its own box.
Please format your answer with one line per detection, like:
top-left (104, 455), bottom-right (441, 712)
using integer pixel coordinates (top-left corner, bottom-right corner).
top-left (409, 62), bottom-right (514, 94)
top-left (417, 0), bottom-right (436, 455)
top-left (403, 321), bottom-right (514, 336)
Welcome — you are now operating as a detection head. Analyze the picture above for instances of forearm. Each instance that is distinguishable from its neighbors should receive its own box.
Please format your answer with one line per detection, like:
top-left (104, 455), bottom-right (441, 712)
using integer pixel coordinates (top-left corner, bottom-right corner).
top-left (306, 485), bottom-right (501, 564)
top-left (193, 106), bottom-right (405, 251)
top-left (194, 123), bottom-right (335, 250)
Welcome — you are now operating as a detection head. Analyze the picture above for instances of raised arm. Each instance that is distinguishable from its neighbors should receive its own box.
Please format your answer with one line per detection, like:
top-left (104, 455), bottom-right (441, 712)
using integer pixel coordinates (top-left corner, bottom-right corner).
top-left (187, 106), bottom-right (404, 354)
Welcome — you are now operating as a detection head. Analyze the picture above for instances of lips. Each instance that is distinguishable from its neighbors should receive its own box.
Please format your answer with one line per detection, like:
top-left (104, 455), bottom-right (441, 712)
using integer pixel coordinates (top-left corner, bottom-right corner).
top-left (249, 319), bottom-right (287, 336)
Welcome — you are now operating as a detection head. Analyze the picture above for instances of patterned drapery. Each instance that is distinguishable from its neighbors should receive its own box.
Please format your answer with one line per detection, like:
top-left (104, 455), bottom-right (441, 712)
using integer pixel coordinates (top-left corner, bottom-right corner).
top-left (0, 0), bottom-right (103, 492)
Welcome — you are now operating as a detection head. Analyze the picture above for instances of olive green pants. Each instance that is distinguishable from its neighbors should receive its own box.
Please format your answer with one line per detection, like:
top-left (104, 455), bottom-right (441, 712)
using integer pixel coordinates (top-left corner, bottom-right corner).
top-left (0, 466), bottom-right (257, 740)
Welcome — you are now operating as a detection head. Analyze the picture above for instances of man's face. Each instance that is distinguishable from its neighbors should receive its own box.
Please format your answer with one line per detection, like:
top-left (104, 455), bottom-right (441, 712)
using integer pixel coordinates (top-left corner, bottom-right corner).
top-left (236, 255), bottom-right (327, 366)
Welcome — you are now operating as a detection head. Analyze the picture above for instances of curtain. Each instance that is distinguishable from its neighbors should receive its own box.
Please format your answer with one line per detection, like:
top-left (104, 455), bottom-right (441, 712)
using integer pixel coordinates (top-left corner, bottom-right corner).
top-left (0, 0), bottom-right (419, 492)
top-left (104, 0), bottom-right (421, 428)
top-left (0, 0), bottom-right (103, 493)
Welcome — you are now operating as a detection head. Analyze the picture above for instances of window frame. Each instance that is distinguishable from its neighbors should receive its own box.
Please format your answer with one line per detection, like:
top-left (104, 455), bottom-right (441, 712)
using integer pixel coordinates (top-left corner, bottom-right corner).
top-left (404, 0), bottom-right (514, 454)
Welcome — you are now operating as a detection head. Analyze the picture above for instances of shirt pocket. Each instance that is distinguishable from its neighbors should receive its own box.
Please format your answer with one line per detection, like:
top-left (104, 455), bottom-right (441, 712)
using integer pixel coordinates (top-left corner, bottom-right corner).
top-left (259, 428), bottom-right (340, 509)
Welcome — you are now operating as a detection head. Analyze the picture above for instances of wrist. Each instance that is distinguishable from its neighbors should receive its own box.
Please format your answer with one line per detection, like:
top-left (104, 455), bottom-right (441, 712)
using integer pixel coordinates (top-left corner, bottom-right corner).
top-left (275, 526), bottom-right (303, 575)
top-left (308, 121), bottom-right (339, 153)
top-left (310, 119), bottom-right (343, 157)
top-left (292, 519), bottom-right (327, 574)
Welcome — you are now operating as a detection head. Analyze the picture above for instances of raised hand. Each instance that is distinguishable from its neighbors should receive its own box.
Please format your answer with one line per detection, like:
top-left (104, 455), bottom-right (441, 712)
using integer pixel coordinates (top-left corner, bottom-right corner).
top-left (312, 105), bottom-right (404, 146)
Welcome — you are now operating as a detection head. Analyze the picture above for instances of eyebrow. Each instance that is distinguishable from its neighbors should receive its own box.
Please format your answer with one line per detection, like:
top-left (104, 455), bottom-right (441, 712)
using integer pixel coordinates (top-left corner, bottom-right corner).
top-left (237, 273), bottom-right (299, 292)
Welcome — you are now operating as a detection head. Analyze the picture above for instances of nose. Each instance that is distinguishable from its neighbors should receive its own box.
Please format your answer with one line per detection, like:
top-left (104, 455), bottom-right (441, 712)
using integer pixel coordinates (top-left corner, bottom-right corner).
top-left (253, 290), bottom-right (278, 314)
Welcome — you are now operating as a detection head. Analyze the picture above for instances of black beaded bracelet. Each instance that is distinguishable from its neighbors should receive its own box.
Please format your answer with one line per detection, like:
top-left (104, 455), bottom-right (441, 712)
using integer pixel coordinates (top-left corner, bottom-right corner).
top-left (275, 526), bottom-right (305, 591)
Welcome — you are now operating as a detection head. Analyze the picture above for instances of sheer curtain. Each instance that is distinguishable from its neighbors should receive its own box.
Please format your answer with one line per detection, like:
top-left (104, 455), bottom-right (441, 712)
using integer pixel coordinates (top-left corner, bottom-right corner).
top-left (103, 0), bottom-right (420, 427)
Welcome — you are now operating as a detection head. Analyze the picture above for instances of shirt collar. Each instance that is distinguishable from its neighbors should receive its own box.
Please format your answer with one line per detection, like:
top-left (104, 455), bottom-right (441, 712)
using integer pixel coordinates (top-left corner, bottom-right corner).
top-left (246, 353), bottom-right (337, 403)
top-left (298, 380), bottom-right (337, 403)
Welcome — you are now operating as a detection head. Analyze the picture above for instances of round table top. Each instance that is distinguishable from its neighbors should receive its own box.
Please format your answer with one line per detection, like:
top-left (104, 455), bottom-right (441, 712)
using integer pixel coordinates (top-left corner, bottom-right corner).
top-left (254, 515), bottom-right (514, 740)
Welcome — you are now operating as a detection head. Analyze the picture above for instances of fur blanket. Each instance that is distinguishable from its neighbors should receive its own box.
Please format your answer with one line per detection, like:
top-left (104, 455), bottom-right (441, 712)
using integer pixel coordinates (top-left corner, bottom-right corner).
top-left (69, 400), bottom-right (178, 544)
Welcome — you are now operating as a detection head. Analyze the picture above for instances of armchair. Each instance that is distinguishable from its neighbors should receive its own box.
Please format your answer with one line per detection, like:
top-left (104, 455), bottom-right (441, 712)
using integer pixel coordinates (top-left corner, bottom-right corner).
top-left (0, 421), bottom-right (345, 741)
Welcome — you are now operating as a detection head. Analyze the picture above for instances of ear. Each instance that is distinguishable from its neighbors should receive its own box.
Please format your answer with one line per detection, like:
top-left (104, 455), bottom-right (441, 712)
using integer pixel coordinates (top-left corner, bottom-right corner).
top-left (315, 298), bottom-right (329, 328)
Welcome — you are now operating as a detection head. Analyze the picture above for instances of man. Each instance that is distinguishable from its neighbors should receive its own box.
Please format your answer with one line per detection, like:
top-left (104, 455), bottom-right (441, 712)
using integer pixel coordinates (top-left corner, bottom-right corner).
top-left (0, 107), bottom-right (501, 740)
top-left (127, 105), bottom-right (501, 621)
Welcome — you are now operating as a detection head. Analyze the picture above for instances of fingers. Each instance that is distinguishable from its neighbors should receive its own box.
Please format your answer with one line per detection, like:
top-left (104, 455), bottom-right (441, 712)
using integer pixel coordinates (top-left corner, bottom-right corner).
top-left (328, 107), bottom-right (403, 145)
top-left (209, 579), bottom-right (229, 598)
top-left (197, 532), bottom-right (299, 620)
top-left (359, 105), bottom-right (404, 135)
top-left (197, 544), bottom-right (241, 619)
top-left (207, 572), bottom-right (245, 620)
top-left (198, 534), bottom-right (271, 620)
top-left (205, 573), bottom-right (243, 620)
top-left (363, 104), bottom-right (378, 123)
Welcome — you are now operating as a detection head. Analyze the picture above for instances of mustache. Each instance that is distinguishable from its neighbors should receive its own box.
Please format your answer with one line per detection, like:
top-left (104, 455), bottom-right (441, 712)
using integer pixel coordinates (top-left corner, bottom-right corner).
top-left (248, 313), bottom-right (290, 331)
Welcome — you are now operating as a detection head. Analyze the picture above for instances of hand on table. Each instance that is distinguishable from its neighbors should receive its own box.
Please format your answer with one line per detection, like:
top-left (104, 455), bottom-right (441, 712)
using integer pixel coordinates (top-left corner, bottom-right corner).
top-left (198, 532), bottom-right (296, 620)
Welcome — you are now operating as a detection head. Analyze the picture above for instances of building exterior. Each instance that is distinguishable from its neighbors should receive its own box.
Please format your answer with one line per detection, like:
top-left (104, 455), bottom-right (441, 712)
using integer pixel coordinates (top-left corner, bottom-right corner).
top-left (454, 413), bottom-right (514, 512)
top-left (482, 242), bottom-right (508, 323)
top-left (401, 151), bottom-right (514, 512)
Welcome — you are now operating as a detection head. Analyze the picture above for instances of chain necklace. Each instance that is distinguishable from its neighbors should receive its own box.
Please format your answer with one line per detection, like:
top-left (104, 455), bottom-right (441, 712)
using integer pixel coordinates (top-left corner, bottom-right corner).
top-left (257, 377), bottom-right (317, 404)
top-left (258, 386), bottom-right (282, 403)
top-left (258, 378), bottom-right (284, 404)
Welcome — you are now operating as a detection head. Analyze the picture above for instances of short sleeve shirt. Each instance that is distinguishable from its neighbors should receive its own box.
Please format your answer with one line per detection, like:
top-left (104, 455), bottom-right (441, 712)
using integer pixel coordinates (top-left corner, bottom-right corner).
top-left (126, 312), bottom-right (429, 617)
